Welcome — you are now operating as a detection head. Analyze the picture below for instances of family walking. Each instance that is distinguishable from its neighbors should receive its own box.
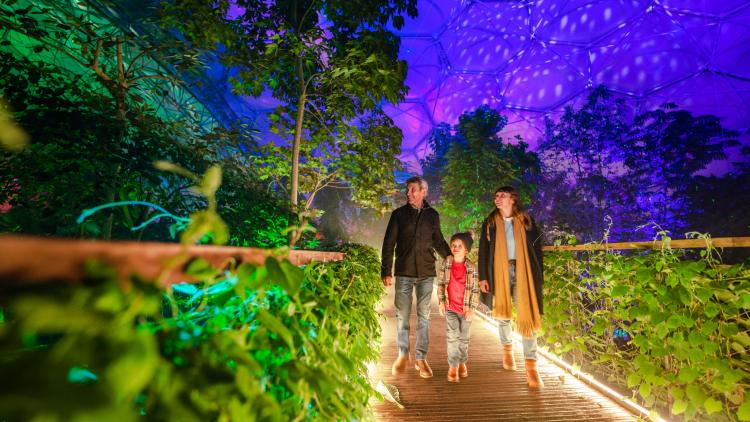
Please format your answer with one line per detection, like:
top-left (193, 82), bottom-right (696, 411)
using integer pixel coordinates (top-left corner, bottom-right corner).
top-left (381, 176), bottom-right (545, 388)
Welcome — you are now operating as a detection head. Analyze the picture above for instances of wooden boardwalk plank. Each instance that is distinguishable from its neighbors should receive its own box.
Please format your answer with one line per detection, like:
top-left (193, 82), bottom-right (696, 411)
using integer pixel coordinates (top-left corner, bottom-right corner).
top-left (371, 287), bottom-right (637, 421)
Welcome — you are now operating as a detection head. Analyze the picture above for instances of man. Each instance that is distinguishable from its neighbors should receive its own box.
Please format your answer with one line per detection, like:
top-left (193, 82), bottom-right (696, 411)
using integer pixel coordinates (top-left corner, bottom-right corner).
top-left (382, 176), bottom-right (451, 378)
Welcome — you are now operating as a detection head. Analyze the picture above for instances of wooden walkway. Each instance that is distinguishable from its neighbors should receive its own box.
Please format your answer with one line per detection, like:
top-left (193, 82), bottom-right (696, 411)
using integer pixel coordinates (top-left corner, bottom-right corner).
top-left (371, 287), bottom-right (638, 421)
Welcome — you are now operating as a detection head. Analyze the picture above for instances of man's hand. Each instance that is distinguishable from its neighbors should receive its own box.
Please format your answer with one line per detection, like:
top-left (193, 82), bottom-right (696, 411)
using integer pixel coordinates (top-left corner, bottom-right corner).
top-left (465, 309), bottom-right (475, 321)
top-left (382, 275), bottom-right (394, 287)
top-left (438, 302), bottom-right (446, 316)
top-left (480, 280), bottom-right (490, 293)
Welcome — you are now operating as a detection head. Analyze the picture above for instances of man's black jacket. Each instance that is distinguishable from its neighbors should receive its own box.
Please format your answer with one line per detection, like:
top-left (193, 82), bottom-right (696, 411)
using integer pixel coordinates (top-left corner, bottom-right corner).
top-left (381, 201), bottom-right (451, 278)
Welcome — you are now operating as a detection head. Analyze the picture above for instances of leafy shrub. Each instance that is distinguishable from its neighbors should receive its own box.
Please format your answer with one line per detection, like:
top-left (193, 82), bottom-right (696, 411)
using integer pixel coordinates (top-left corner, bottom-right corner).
top-left (0, 243), bottom-right (383, 421)
top-left (541, 236), bottom-right (750, 421)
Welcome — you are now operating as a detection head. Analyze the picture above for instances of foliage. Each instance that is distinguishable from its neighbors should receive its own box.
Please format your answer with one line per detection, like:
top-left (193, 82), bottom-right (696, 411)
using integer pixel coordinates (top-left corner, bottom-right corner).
top-left (536, 86), bottom-right (741, 242)
top-left (540, 234), bottom-right (750, 421)
top-left (0, 46), bottom-right (287, 247)
top-left (158, 0), bottom-right (416, 235)
top-left (421, 105), bottom-right (540, 233)
top-left (623, 103), bottom-right (740, 237)
top-left (0, 243), bottom-right (384, 421)
top-left (258, 106), bottom-right (403, 228)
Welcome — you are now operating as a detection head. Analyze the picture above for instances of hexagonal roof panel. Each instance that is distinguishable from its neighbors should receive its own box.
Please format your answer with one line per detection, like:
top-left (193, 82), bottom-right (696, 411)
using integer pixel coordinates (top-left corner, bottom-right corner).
top-left (384, 0), bottom-right (750, 172)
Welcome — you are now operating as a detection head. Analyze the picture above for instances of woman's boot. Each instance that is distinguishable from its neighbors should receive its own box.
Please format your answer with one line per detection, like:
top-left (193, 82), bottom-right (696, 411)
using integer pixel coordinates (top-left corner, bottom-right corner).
top-left (502, 344), bottom-right (516, 370)
top-left (525, 359), bottom-right (544, 388)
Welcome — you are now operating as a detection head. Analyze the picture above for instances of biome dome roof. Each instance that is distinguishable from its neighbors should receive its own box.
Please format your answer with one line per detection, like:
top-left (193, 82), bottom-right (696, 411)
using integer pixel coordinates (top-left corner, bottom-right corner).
top-left (385, 0), bottom-right (750, 172)
top-left (47, 0), bottom-right (749, 175)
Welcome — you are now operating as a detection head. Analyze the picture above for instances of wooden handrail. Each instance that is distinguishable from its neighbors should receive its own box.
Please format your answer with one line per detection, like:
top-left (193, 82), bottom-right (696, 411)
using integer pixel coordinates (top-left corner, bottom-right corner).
top-left (0, 235), bottom-right (344, 288)
top-left (543, 236), bottom-right (750, 251)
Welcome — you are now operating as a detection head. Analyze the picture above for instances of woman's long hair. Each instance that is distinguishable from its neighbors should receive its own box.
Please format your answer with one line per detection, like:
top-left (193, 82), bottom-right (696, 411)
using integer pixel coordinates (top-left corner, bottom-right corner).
top-left (487, 186), bottom-right (532, 231)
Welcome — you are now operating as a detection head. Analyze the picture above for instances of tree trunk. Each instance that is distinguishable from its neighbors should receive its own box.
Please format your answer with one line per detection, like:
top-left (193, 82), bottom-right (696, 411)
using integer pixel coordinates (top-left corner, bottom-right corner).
top-left (289, 55), bottom-right (307, 245)
top-left (104, 43), bottom-right (128, 240)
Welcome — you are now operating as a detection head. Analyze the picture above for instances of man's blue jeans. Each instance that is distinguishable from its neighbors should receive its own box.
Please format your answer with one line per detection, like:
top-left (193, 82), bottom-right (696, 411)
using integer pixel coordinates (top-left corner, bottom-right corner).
top-left (394, 276), bottom-right (434, 360)
top-left (497, 264), bottom-right (538, 360)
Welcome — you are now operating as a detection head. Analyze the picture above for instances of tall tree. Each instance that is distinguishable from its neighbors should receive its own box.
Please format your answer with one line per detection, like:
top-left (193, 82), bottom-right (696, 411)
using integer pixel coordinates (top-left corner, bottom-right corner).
top-left (537, 86), bottom-right (631, 240)
top-left (0, 0), bottom-right (202, 239)
top-left (537, 86), bottom-right (741, 242)
top-left (623, 103), bottom-right (739, 236)
top-left (423, 105), bottom-right (540, 233)
top-left (160, 0), bottom-right (417, 243)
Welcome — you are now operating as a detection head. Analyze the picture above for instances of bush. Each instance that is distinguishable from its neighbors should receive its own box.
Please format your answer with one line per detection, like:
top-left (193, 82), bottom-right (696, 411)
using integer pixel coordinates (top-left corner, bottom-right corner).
top-left (0, 243), bottom-right (383, 421)
top-left (541, 236), bottom-right (750, 421)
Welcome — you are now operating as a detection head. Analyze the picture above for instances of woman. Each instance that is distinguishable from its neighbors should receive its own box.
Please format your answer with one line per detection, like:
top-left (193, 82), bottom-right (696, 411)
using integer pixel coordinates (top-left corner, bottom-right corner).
top-left (478, 186), bottom-right (545, 388)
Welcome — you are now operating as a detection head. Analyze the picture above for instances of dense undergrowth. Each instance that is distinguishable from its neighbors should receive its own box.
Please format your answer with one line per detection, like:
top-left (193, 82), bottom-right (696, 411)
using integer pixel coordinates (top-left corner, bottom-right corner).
top-left (0, 243), bottom-right (383, 421)
top-left (540, 235), bottom-right (750, 421)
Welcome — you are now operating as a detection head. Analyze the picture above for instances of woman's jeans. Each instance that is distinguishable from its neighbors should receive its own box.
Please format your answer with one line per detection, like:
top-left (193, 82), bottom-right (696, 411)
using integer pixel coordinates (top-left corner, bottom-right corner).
top-left (445, 310), bottom-right (471, 367)
top-left (497, 264), bottom-right (538, 360)
top-left (394, 276), bottom-right (434, 360)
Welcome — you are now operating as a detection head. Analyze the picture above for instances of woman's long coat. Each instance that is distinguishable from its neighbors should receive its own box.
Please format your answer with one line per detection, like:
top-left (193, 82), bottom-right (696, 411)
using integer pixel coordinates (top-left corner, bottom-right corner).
top-left (477, 215), bottom-right (545, 314)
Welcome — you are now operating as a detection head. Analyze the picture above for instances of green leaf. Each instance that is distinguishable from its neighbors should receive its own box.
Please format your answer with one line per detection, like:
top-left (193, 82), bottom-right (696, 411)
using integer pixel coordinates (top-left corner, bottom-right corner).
top-left (703, 397), bottom-right (722, 414)
top-left (671, 399), bottom-right (688, 415)
top-left (742, 293), bottom-right (750, 309)
top-left (279, 259), bottom-right (304, 295)
top-left (738, 400), bottom-right (750, 421)
top-left (703, 303), bottom-right (721, 318)
top-left (688, 348), bottom-right (704, 362)
top-left (686, 384), bottom-right (708, 404)
top-left (719, 322), bottom-right (739, 337)
top-left (106, 333), bottom-right (159, 401)
top-left (666, 314), bottom-right (682, 329)
top-left (237, 262), bottom-right (269, 291)
top-left (639, 383), bottom-right (652, 399)
top-left (611, 284), bottom-right (629, 297)
top-left (196, 164), bottom-right (222, 197)
top-left (255, 309), bottom-right (295, 352)
top-left (626, 373), bottom-right (641, 388)
top-left (0, 102), bottom-right (30, 152)
top-left (678, 367), bottom-right (699, 383)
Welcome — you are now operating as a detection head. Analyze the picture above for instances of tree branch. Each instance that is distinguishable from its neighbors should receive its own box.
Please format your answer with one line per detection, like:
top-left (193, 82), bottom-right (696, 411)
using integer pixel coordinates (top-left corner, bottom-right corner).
top-left (116, 35), bottom-right (125, 82)
top-left (90, 39), bottom-right (112, 81)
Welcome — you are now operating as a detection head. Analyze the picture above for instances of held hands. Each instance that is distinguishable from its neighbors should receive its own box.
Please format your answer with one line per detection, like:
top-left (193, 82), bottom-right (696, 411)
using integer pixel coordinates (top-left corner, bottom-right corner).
top-left (382, 275), bottom-right (394, 287)
top-left (465, 309), bottom-right (475, 321)
top-left (438, 302), bottom-right (446, 316)
top-left (480, 280), bottom-right (490, 293)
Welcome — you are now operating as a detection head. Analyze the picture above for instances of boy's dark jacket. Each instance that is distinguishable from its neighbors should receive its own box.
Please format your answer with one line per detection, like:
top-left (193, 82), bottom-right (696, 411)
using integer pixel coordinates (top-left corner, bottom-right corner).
top-left (478, 215), bottom-right (545, 314)
top-left (381, 201), bottom-right (451, 278)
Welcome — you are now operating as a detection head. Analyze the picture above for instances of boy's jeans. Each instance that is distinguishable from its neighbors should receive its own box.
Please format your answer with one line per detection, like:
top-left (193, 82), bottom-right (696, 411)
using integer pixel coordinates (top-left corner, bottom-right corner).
top-left (497, 264), bottom-right (538, 360)
top-left (394, 276), bottom-right (434, 360)
top-left (445, 310), bottom-right (472, 367)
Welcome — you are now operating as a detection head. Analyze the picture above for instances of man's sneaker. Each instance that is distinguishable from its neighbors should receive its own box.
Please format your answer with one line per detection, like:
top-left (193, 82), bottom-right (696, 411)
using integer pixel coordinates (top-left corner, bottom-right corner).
top-left (391, 355), bottom-right (408, 375)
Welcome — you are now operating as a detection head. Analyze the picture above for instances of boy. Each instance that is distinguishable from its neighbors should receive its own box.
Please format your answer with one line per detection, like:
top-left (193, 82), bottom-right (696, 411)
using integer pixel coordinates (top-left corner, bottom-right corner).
top-left (438, 231), bottom-right (481, 382)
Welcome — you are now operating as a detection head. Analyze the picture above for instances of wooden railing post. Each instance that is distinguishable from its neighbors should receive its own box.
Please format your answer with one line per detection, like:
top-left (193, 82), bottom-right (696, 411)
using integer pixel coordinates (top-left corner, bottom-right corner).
top-left (0, 235), bottom-right (345, 288)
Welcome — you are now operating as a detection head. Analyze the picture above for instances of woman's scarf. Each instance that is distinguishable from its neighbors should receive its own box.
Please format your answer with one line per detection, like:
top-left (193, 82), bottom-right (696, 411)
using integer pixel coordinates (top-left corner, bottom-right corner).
top-left (491, 213), bottom-right (542, 337)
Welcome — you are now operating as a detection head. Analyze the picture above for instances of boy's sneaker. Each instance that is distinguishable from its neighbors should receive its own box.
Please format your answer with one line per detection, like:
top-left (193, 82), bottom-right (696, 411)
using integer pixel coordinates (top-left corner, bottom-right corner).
top-left (447, 366), bottom-right (459, 383)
